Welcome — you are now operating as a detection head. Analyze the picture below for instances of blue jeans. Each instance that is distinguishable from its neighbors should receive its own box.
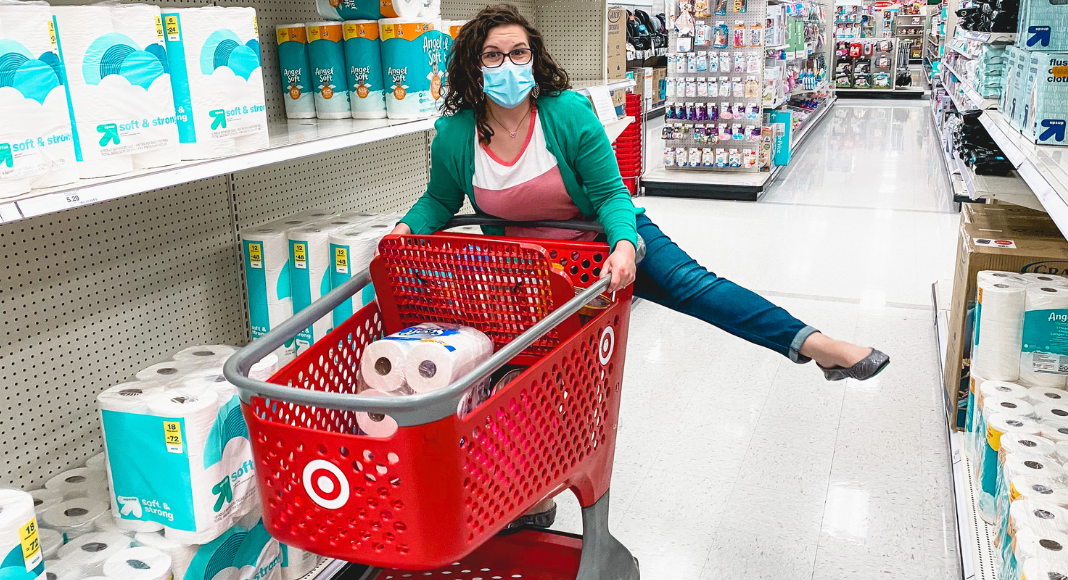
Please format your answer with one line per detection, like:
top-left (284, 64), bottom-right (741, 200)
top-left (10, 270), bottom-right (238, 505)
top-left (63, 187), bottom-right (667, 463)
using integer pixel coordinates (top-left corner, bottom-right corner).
top-left (633, 214), bottom-right (817, 362)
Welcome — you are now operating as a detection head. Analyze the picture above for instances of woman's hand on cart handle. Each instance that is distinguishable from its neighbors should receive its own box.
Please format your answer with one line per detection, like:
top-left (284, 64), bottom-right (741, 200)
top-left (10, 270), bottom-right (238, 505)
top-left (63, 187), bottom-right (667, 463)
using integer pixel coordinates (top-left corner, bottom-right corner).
top-left (378, 223), bottom-right (412, 256)
top-left (602, 241), bottom-right (636, 293)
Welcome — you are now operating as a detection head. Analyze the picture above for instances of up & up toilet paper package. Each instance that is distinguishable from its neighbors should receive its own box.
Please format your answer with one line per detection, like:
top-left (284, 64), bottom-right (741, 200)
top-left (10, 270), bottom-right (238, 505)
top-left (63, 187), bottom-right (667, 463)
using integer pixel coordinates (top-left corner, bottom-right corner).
top-left (0, 489), bottom-right (46, 580)
top-left (51, 2), bottom-right (182, 179)
top-left (0, 1), bottom-right (78, 198)
top-left (161, 7), bottom-right (268, 160)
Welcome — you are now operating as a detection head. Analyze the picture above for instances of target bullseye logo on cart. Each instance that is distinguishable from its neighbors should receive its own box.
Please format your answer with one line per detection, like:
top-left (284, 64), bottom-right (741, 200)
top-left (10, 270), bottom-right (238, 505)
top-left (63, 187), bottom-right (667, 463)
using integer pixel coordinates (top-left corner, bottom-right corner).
top-left (303, 459), bottom-right (350, 509)
top-left (598, 326), bottom-right (615, 365)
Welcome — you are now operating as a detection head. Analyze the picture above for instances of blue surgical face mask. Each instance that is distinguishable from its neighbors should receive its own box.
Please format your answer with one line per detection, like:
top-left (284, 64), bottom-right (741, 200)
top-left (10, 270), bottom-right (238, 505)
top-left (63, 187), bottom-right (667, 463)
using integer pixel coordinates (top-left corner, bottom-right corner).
top-left (481, 61), bottom-right (536, 109)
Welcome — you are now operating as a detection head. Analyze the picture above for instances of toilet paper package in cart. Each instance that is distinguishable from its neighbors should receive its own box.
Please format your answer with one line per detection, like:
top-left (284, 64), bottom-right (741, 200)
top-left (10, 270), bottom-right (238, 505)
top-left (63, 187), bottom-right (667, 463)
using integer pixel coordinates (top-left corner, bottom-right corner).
top-left (98, 387), bottom-right (258, 545)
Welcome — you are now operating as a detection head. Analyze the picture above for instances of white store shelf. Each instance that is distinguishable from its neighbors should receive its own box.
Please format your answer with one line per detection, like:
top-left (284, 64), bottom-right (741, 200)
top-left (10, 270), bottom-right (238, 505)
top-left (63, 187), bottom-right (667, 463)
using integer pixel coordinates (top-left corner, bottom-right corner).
top-left (962, 30), bottom-right (1016, 43)
top-left (942, 61), bottom-right (998, 111)
top-left (0, 116), bottom-right (437, 223)
top-left (951, 430), bottom-right (998, 580)
top-left (790, 97), bottom-right (836, 149)
top-left (980, 110), bottom-right (1068, 240)
top-left (955, 154), bottom-right (1041, 210)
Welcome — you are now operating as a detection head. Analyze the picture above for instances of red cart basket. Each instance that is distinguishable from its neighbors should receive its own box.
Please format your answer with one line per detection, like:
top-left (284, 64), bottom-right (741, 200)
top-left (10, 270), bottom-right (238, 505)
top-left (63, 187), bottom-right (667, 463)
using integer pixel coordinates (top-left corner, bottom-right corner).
top-left (224, 217), bottom-right (644, 580)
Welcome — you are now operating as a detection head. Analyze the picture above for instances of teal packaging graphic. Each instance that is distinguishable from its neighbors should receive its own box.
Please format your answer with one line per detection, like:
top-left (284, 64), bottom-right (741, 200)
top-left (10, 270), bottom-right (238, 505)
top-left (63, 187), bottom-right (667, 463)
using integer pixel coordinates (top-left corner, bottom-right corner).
top-left (288, 237), bottom-right (333, 350)
top-left (100, 393), bottom-right (257, 536)
top-left (0, 37), bottom-right (69, 183)
top-left (380, 20), bottom-right (452, 118)
top-left (343, 20), bottom-right (387, 119)
top-left (306, 23), bottom-right (351, 119)
top-left (0, 544), bottom-right (45, 580)
top-left (1023, 51), bottom-right (1068, 145)
top-left (1018, 0), bottom-right (1068, 52)
top-left (1021, 308), bottom-right (1068, 373)
top-left (242, 227), bottom-right (296, 360)
top-left (328, 240), bottom-right (377, 329)
top-left (315, 0), bottom-right (383, 20)
top-left (161, 8), bottom-right (268, 159)
top-left (184, 520), bottom-right (281, 580)
top-left (275, 25), bottom-right (316, 119)
top-left (243, 239), bottom-right (273, 341)
top-left (769, 110), bottom-right (791, 166)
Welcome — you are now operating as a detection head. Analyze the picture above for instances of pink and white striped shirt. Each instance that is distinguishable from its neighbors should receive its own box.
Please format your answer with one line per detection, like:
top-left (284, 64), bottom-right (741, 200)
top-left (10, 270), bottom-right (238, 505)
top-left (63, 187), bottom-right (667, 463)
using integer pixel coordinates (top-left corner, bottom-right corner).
top-left (472, 107), bottom-right (597, 241)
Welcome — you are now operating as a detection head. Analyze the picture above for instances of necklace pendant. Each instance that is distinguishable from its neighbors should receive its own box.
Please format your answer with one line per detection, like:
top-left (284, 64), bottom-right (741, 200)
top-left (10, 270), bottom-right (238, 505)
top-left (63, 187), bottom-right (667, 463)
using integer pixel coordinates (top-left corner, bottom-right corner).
top-left (509, 131), bottom-right (518, 137)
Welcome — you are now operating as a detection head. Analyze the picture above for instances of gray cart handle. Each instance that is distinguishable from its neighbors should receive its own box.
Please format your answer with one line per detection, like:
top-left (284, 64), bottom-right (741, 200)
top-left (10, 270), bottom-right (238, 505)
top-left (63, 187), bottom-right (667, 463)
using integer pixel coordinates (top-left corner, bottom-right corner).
top-left (223, 215), bottom-right (644, 427)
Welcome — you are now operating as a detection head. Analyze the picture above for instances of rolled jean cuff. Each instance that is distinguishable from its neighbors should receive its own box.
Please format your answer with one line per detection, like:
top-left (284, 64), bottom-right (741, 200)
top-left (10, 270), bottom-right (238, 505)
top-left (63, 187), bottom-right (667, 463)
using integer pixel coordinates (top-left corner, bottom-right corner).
top-left (789, 325), bottom-right (819, 364)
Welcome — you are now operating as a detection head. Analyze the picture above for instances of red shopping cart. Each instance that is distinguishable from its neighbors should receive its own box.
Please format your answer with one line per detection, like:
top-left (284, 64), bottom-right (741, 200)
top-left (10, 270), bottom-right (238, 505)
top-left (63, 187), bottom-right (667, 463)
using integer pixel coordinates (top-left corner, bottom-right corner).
top-left (224, 217), bottom-right (644, 580)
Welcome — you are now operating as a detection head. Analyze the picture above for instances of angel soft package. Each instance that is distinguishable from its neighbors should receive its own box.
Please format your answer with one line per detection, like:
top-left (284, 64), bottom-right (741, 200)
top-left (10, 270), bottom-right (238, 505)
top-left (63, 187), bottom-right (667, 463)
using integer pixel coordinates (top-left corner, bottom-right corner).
top-left (98, 384), bottom-right (258, 545)
top-left (161, 7), bottom-right (268, 160)
top-left (0, 1), bottom-right (78, 198)
top-left (51, 2), bottom-right (181, 179)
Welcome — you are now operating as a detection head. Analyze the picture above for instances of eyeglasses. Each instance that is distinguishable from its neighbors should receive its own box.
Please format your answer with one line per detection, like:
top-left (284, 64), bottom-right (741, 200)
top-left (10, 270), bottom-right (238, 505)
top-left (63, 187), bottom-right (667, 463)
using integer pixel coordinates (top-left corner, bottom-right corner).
top-left (480, 48), bottom-right (534, 68)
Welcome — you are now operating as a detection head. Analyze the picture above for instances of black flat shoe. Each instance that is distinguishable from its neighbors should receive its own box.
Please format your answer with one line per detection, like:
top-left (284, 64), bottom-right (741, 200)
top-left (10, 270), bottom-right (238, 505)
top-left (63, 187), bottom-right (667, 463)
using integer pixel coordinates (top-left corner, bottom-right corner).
top-left (498, 502), bottom-right (557, 536)
top-left (818, 348), bottom-right (890, 381)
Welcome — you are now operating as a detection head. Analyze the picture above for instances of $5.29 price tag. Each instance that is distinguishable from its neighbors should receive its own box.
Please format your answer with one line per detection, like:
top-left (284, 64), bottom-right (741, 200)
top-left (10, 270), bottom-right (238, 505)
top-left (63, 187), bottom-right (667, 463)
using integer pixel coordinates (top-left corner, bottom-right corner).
top-left (19, 518), bottom-right (42, 572)
top-left (164, 420), bottom-right (184, 454)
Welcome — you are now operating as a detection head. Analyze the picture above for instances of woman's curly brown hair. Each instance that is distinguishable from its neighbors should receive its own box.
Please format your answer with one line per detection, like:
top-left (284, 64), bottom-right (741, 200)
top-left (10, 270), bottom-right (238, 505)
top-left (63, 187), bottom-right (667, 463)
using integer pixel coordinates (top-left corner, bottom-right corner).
top-left (442, 4), bottom-right (571, 144)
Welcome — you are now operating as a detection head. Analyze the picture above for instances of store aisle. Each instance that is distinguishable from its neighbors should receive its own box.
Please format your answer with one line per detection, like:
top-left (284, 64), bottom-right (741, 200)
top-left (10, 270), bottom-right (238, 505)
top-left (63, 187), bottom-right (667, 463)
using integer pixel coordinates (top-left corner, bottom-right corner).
top-left (550, 100), bottom-right (963, 580)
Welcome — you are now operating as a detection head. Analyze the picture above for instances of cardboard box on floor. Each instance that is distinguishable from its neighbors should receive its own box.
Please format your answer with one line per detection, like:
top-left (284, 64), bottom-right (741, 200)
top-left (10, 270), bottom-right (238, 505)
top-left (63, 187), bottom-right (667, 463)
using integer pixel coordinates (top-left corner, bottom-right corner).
top-left (652, 67), bottom-right (667, 107)
top-left (944, 206), bottom-right (1068, 429)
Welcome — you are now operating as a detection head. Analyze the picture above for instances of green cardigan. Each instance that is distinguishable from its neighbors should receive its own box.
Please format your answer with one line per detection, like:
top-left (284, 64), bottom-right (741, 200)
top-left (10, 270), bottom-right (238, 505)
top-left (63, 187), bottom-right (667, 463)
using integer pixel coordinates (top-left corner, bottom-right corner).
top-left (399, 90), bottom-right (643, 252)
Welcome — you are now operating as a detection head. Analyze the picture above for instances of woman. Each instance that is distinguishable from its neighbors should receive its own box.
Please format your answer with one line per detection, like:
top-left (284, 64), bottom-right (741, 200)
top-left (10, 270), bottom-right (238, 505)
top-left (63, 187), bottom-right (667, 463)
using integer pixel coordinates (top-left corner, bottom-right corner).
top-left (394, 3), bottom-right (887, 379)
top-left (391, 2), bottom-right (888, 529)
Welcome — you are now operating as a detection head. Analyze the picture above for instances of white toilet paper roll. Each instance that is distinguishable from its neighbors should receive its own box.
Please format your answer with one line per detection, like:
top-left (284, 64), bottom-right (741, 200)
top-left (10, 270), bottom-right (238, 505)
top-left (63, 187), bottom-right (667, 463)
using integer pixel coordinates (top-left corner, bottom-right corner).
top-left (1021, 273), bottom-right (1068, 287)
top-left (356, 389), bottom-right (399, 437)
top-left (172, 345), bottom-right (237, 365)
top-left (1022, 557), bottom-right (1068, 580)
top-left (974, 278), bottom-right (1027, 381)
top-left (30, 489), bottom-right (65, 513)
top-left (135, 361), bottom-right (208, 383)
top-left (249, 353), bottom-right (280, 381)
top-left (86, 453), bottom-right (107, 471)
top-left (41, 498), bottom-right (108, 539)
top-left (0, 489), bottom-right (43, 576)
top-left (1021, 286), bottom-right (1068, 388)
top-left (46, 468), bottom-right (108, 498)
top-left (92, 511), bottom-right (134, 536)
top-left (1028, 386), bottom-right (1068, 405)
top-left (1040, 420), bottom-right (1068, 443)
top-left (1056, 440), bottom-right (1068, 464)
top-left (1001, 434), bottom-right (1057, 464)
top-left (1015, 527), bottom-right (1068, 563)
top-left (145, 390), bottom-right (220, 446)
top-left (281, 543), bottom-right (321, 580)
top-left (102, 546), bottom-right (172, 580)
top-left (180, 367), bottom-right (235, 398)
top-left (112, 519), bottom-right (163, 534)
top-left (985, 398), bottom-right (1036, 419)
top-left (1010, 499), bottom-right (1068, 536)
top-left (1008, 475), bottom-right (1068, 507)
top-left (1035, 402), bottom-right (1068, 423)
top-left (39, 527), bottom-right (62, 560)
top-left (979, 381), bottom-right (1031, 413)
top-left (404, 326), bottom-right (493, 393)
top-left (134, 531), bottom-right (197, 580)
top-left (45, 558), bottom-right (91, 580)
top-left (359, 328), bottom-right (425, 391)
top-left (58, 531), bottom-right (132, 567)
top-left (1004, 455), bottom-right (1066, 486)
top-left (98, 382), bottom-right (169, 414)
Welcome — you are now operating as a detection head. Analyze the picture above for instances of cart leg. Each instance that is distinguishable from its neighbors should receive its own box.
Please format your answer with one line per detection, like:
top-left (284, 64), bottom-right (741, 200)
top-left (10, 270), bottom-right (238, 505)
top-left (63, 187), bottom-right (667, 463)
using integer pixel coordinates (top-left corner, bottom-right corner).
top-left (577, 490), bottom-right (640, 580)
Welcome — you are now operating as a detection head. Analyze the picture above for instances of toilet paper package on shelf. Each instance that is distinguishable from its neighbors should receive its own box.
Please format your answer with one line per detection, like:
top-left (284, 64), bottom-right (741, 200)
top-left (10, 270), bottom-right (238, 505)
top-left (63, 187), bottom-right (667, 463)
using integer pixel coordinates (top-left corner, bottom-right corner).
top-left (51, 3), bottom-right (180, 179)
top-left (974, 276), bottom-right (1028, 382)
top-left (275, 24), bottom-right (316, 119)
top-left (242, 225), bottom-right (298, 363)
top-left (134, 531), bottom-right (196, 580)
top-left (183, 519), bottom-right (282, 580)
top-left (40, 497), bottom-right (108, 539)
top-left (58, 531), bottom-right (132, 572)
top-left (316, 0), bottom-right (383, 20)
top-left (343, 20), bottom-right (387, 119)
top-left (97, 384), bottom-right (258, 546)
top-left (112, 2), bottom-right (182, 171)
top-left (442, 20), bottom-right (466, 39)
top-left (1020, 285), bottom-right (1068, 387)
top-left (0, 489), bottom-right (46, 580)
top-left (161, 7), bottom-right (268, 160)
top-left (172, 345), bottom-right (236, 366)
top-left (306, 22), bottom-right (351, 119)
top-left (0, 1), bottom-right (78, 197)
top-left (328, 220), bottom-right (392, 328)
top-left (29, 489), bottom-right (63, 514)
top-left (288, 223), bottom-right (341, 353)
top-left (379, 18), bottom-right (450, 119)
top-left (45, 468), bottom-right (108, 498)
top-left (45, 559), bottom-right (88, 580)
top-left (102, 546), bottom-right (171, 580)
top-left (280, 543), bottom-right (320, 580)
top-left (37, 527), bottom-right (61, 560)
top-left (381, 0), bottom-right (440, 19)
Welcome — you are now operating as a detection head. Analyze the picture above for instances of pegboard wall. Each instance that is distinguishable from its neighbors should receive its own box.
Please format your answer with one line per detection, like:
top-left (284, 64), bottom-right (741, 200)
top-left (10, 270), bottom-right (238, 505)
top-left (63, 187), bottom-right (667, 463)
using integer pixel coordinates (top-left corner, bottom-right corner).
top-left (0, 0), bottom-right (609, 489)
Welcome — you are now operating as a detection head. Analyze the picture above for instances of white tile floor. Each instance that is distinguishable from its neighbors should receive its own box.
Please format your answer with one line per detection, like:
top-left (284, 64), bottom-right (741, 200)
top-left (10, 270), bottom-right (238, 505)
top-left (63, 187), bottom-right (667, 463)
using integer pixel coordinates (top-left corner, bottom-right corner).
top-left (547, 99), bottom-right (963, 580)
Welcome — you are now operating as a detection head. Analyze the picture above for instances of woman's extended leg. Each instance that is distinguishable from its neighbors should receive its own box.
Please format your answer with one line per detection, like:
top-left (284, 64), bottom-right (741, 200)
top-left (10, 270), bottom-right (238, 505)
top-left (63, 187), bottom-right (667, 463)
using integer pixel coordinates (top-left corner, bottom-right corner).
top-left (633, 214), bottom-right (877, 371)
